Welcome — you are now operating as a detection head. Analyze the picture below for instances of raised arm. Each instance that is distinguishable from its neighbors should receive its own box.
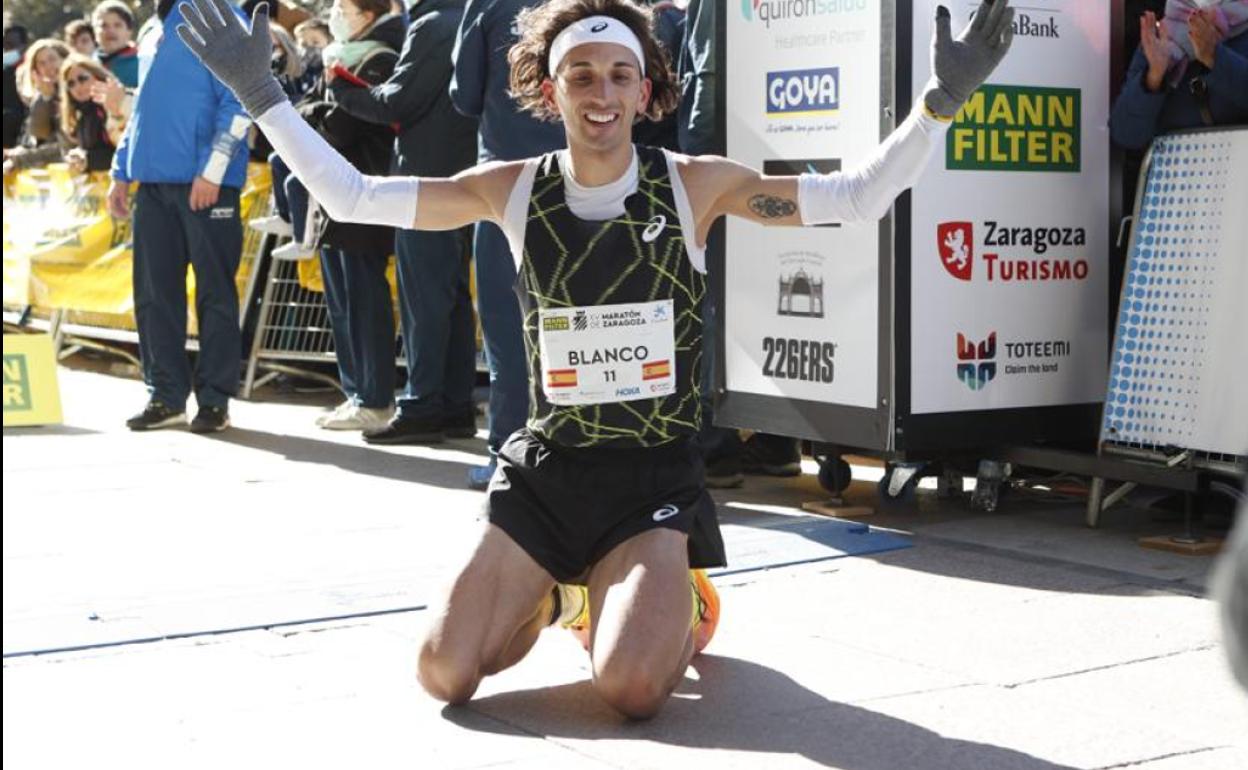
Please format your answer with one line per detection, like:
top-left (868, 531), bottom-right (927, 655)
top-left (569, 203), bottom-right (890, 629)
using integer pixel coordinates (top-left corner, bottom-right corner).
top-left (174, 0), bottom-right (509, 232)
top-left (693, 0), bottom-right (1014, 232)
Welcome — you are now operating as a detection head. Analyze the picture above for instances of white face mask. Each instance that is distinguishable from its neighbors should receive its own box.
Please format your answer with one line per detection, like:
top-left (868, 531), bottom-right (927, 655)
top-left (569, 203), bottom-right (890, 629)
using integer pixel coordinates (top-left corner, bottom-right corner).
top-left (2, 49), bottom-right (19, 68)
top-left (328, 6), bottom-right (354, 42)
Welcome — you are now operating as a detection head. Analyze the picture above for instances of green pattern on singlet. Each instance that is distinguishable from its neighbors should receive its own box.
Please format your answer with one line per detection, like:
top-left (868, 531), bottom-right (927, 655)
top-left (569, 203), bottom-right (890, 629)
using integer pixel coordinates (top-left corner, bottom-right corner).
top-left (518, 146), bottom-right (706, 448)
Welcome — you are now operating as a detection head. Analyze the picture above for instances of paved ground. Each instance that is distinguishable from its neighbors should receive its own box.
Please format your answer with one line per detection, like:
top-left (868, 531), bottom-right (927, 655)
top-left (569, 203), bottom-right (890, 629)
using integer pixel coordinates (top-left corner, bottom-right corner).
top-left (4, 361), bottom-right (1246, 769)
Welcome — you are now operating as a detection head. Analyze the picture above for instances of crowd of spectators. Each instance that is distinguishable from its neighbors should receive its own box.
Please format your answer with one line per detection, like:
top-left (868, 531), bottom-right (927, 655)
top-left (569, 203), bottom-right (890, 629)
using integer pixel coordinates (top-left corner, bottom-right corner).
top-left (3, 1), bottom-right (1245, 487)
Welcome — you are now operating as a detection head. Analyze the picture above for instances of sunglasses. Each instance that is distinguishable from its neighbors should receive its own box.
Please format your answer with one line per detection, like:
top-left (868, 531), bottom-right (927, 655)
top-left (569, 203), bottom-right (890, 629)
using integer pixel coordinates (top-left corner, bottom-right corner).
top-left (67, 73), bottom-right (95, 85)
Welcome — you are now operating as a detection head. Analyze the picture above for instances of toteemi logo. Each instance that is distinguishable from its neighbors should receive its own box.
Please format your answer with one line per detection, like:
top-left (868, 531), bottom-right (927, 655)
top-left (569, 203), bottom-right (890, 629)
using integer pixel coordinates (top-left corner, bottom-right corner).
top-left (956, 332), bottom-right (997, 392)
top-left (937, 222), bottom-right (973, 281)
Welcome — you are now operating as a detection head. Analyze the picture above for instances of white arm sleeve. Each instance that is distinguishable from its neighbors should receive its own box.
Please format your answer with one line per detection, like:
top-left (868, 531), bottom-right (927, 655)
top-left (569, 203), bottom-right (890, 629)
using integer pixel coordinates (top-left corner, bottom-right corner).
top-left (798, 103), bottom-right (949, 225)
top-left (256, 101), bottom-right (419, 230)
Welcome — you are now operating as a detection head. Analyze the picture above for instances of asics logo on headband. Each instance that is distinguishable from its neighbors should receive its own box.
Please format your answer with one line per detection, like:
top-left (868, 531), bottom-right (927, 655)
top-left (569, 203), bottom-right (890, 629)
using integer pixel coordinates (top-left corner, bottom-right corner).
top-left (548, 15), bottom-right (646, 77)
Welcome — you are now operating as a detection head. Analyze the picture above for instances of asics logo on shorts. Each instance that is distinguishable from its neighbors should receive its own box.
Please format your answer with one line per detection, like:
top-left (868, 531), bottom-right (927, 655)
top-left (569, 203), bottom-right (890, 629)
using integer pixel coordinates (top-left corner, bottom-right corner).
top-left (642, 215), bottom-right (667, 243)
top-left (651, 504), bottom-right (680, 522)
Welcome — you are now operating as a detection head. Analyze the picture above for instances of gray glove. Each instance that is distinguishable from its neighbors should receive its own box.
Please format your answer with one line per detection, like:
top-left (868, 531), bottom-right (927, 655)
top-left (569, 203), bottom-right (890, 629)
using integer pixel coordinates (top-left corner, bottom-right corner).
top-left (175, 0), bottom-right (287, 118)
top-left (924, 0), bottom-right (1015, 119)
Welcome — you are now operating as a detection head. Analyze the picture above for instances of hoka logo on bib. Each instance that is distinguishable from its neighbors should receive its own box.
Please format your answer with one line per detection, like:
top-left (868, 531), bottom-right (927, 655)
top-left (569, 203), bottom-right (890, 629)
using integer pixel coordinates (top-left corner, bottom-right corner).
top-left (742, 0), bottom-right (868, 28)
top-left (767, 67), bottom-right (839, 116)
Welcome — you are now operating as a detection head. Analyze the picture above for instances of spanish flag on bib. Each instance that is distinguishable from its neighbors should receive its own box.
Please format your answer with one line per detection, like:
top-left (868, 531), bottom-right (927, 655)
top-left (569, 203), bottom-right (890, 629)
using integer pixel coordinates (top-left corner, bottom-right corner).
top-left (642, 359), bottom-right (670, 381)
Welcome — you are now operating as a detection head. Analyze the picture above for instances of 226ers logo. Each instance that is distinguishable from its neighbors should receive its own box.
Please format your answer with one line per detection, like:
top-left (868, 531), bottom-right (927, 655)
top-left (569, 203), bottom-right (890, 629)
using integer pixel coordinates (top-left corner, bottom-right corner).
top-left (937, 221), bottom-right (973, 281)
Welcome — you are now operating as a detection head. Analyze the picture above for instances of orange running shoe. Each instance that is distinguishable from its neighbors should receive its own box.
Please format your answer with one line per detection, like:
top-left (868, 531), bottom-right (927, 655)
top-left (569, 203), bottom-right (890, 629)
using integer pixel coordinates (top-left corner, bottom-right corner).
top-left (690, 569), bottom-right (720, 654)
top-left (554, 584), bottom-right (592, 651)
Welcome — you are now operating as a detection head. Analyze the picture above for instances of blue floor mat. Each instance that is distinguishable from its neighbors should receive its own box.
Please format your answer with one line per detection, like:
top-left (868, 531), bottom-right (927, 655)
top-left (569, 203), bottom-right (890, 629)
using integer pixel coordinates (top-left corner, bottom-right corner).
top-left (710, 518), bottom-right (912, 578)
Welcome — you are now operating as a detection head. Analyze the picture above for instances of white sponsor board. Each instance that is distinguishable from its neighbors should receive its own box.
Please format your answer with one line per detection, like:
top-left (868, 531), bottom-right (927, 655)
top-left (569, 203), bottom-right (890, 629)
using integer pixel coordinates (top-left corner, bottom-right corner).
top-left (909, 0), bottom-right (1110, 414)
top-left (724, 0), bottom-right (882, 408)
top-left (1102, 130), bottom-right (1248, 457)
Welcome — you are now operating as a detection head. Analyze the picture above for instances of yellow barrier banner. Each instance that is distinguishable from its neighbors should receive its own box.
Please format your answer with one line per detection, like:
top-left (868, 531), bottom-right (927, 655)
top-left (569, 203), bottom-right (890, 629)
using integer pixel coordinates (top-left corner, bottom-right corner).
top-left (2, 164), bottom-right (271, 328)
top-left (3, 334), bottom-right (63, 427)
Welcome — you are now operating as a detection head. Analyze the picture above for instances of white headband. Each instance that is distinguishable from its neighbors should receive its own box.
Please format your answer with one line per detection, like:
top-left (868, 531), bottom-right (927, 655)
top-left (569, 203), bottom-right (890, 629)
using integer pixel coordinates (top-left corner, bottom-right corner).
top-left (547, 15), bottom-right (646, 78)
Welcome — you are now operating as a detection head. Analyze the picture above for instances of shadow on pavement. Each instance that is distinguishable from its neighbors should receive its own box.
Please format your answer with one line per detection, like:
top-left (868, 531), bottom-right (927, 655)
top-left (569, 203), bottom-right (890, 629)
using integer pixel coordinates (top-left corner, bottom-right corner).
top-left (205, 427), bottom-right (490, 491)
top-left (3, 425), bottom-right (99, 437)
top-left (452, 654), bottom-right (1077, 769)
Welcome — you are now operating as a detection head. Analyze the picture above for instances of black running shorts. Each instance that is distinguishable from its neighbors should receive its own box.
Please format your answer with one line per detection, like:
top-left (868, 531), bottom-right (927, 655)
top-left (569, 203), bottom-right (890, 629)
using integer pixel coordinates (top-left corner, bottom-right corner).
top-left (485, 428), bottom-right (728, 583)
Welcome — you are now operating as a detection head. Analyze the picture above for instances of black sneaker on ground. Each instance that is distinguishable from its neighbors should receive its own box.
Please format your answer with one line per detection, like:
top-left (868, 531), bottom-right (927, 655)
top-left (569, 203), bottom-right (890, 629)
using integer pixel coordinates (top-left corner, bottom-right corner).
top-left (741, 433), bottom-right (802, 477)
top-left (704, 454), bottom-right (745, 489)
top-left (125, 401), bottom-right (186, 431)
top-left (363, 413), bottom-right (444, 444)
top-left (443, 408), bottom-right (478, 440)
top-left (190, 405), bottom-right (230, 434)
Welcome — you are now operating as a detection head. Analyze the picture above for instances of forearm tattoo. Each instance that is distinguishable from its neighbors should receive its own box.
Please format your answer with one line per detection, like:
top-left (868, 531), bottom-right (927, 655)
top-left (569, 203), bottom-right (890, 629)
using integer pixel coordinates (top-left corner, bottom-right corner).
top-left (748, 194), bottom-right (797, 220)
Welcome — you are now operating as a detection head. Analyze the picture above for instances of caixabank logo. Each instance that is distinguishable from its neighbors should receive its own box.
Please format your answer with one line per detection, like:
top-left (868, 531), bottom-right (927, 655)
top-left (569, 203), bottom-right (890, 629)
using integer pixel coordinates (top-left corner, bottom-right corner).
top-left (766, 67), bottom-right (839, 116)
top-left (741, 0), bottom-right (868, 28)
top-left (956, 332), bottom-right (997, 391)
top-left (947, 84), bottom-right (1080, 172)
top-left (936, 221), bottom-right (1089, 282)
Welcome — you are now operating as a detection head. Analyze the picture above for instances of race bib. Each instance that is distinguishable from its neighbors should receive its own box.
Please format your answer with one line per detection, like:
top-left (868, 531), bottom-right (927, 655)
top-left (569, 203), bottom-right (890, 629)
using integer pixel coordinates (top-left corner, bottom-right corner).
top-left (538, 299), bottom-right (677, 406)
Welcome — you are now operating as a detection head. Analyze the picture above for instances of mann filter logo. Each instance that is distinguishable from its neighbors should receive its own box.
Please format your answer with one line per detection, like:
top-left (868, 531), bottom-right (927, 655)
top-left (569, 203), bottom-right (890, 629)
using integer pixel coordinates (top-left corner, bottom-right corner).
top-left (937, 221), bottom-right (974, 280)
top-left (948, 85), bottom-right (1080, 172)
top-left (3, 354), bottom-right (32, 411)
top-left (937, 221), bottom-right (1089, 282)
top-left (543, 316), bottom-right (570, 332)
top-left (956, 332), bottom-right (997, 391)
top-left (742, 0), bottom-right (868, 27)
top-left (778, 268), bottom-right (824, 317)
top-left (766, 67), bottom-right (839, 116)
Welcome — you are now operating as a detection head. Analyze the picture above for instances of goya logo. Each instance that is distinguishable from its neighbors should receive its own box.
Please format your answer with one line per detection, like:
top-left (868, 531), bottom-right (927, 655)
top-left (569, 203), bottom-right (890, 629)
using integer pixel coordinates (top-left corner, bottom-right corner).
top-left (948, 84), bottom-right (1080, 172)
top-left (3, 354), bottom-right (32, 412)
top-left (937, 221), bottom-right (974, 280)
top-left (741, 0), bottom-right (868, 27)
top-left (767, 67), bottom-right (839, 116)
top-left (956, 332), bottom-right (997, 392)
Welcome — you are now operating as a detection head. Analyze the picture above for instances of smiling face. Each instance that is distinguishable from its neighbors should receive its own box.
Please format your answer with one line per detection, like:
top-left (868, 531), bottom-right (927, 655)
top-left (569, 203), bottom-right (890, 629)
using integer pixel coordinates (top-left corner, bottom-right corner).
top-left (541, 42), bottom-right (651, 154)
top-left (34, 47), bottom-right (64, 80)
top-left (63, 64), bottom-right (100, 104)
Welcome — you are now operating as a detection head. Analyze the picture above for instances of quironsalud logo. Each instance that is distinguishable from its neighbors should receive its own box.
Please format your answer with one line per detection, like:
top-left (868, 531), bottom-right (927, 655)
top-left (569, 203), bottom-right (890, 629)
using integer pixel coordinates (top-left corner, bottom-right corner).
top-left (741, 0), bottom-right (868, 26)
top-left (956, 332), bottom-right (997, 392)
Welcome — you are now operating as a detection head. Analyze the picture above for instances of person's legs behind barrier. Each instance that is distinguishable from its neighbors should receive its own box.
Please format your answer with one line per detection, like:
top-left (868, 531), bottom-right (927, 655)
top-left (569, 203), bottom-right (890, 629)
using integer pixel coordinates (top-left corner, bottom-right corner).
top-left (468, 221), bottom-right (528, 488)
top-left (128, 183), bottom-right (192, 430)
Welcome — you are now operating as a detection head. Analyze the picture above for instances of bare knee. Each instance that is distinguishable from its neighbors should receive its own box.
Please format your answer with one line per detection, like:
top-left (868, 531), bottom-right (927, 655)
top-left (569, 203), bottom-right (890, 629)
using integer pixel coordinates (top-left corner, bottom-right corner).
top-left (592, 659), bottom-right (675, 720)
top-left (417, 638), bottom-right (480, 705)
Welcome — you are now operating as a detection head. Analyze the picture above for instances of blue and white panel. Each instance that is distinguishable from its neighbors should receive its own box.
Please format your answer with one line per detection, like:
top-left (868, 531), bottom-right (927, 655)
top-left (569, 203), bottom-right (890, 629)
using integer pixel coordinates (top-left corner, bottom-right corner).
top-left (1102, 129), bottom-right (1248, 457)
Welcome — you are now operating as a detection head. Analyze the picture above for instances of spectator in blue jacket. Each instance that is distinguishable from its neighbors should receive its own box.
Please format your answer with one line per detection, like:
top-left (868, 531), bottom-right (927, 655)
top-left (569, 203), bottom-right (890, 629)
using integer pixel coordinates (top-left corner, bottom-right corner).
top-left (1111, 0), bottom-right (1248, 150)
top-left (450, 0), bottom-right (565, 489)
top-left (92, 1), bottom-right (140, 88)
top-left (330, 0), bottom-right (481, 447)
top-left (108, 0), bottom-right (251, 433)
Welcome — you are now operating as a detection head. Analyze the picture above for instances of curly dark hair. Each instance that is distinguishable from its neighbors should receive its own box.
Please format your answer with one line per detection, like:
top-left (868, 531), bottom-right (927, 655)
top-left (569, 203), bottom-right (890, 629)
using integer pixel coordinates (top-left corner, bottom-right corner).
top-left (507, 0), bottom-right (679, 124)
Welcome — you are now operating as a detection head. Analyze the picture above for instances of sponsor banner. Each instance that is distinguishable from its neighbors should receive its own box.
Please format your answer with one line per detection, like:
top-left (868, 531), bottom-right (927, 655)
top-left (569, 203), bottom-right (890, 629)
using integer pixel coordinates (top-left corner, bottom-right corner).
top-left (910, 0), bottom-right (1110, 414)
top-left (3, 334), bottom-right (62, 427)
top-left (725, 0), bottom-right (880, 407)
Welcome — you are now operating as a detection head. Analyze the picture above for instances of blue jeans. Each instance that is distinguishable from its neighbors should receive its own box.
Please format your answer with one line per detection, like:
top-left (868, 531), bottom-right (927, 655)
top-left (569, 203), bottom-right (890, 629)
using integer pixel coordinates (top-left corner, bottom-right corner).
top-left (319, 246), bottom-right (396, 409)
top-left (473, 221), bottom-right (528, 454)
top-left (132, 183), bottom-right (242, 410)
top-left (394, 227), bottom-right (476, 419)
top-left (269, 153), bottom-right (309, 242)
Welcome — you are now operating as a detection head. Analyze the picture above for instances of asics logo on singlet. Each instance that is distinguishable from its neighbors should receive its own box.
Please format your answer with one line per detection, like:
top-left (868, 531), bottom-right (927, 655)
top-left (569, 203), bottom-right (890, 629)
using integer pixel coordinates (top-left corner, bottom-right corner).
top-left (652, 504), bottom-right (680, 522)
top-left (642, 215), bottom-right (667, 243)
top-left (590, 22), bottom-right (609, 33)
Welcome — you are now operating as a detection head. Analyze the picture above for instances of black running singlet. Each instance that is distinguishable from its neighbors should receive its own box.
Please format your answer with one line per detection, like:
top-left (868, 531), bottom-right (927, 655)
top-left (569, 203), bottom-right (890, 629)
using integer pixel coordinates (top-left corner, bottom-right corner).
top-left (517, 145), bottom-right (706, 448)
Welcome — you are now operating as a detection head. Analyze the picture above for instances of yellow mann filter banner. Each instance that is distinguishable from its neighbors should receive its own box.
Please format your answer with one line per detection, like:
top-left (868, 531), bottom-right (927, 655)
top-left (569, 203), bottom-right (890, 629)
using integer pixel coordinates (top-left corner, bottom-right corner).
top-left (2, 164), bottom-right (271, 328)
